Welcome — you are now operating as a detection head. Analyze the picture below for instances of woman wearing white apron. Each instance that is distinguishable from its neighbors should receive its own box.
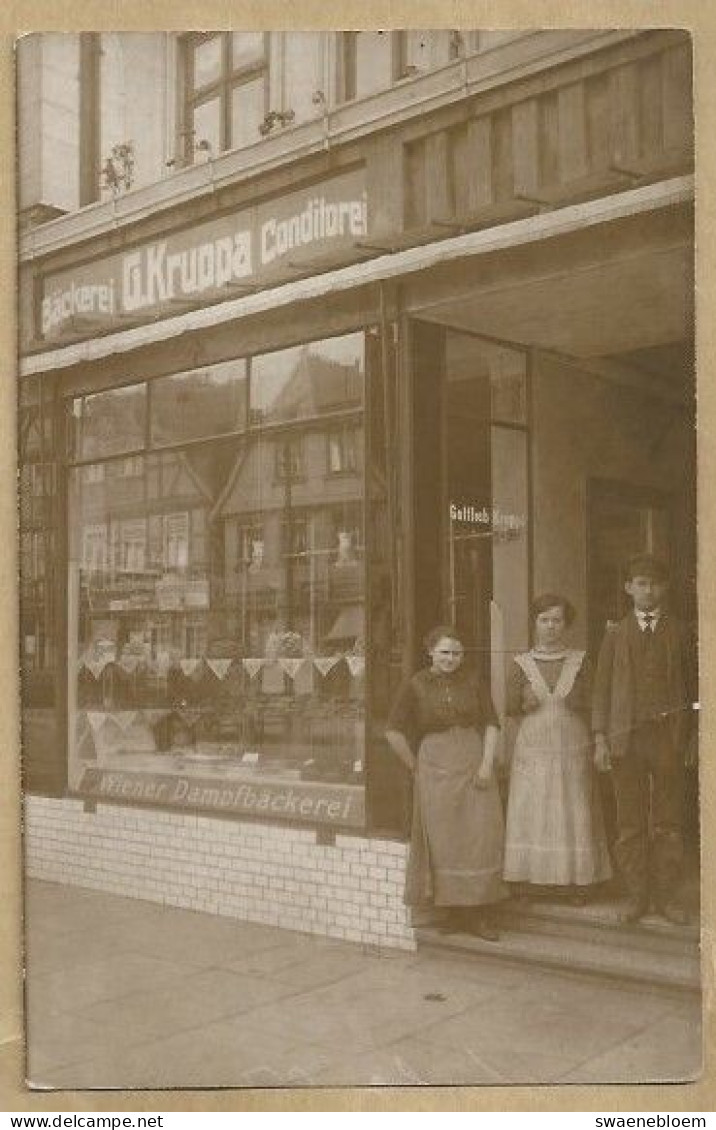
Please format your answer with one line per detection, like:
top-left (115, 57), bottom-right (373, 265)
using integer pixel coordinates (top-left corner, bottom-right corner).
top-left (503, 594), bottom-right (611, 901)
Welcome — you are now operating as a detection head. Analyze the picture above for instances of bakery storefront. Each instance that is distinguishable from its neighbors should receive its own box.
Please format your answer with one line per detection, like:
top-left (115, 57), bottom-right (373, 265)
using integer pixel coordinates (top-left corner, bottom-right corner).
top-left (21, 111), bottom-right (696, 942)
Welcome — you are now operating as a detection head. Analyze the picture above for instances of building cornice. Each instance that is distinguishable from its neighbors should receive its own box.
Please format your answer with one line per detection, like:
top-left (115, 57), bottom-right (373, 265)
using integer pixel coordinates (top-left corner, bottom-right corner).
top-left (19, 29), bottom-right (651, 266)
top-left (19, 175), bottom-right (694, 379)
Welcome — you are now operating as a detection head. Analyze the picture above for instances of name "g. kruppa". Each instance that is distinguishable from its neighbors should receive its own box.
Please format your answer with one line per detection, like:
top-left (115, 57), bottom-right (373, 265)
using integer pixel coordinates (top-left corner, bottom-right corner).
top-left (41, 191), bottom-right (368, 336)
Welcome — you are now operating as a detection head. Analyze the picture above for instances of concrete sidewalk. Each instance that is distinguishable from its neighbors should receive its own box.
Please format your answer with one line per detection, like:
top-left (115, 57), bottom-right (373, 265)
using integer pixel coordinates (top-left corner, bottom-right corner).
top-left (24, 880), bottom-right (701, 1090)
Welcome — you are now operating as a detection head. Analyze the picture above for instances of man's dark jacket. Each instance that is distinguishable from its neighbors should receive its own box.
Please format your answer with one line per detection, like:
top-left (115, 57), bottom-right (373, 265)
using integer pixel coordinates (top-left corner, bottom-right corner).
top-left (592, 612), bottom-right (696, 761)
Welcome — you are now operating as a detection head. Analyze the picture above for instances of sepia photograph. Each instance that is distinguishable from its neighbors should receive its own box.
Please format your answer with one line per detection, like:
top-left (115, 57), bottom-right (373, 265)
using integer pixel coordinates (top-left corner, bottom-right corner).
top-left (16, 27), bottom-right (700, 1090)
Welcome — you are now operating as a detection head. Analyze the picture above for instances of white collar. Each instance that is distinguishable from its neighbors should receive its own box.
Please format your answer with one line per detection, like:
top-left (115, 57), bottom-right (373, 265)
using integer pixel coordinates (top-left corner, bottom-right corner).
top-left (635, 608), bottom-right (662, 626)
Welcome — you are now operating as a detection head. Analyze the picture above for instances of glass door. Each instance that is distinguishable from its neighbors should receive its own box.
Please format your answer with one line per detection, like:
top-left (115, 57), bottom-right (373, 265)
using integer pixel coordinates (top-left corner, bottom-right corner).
top-left (411, 322), bottom-right (530, 704)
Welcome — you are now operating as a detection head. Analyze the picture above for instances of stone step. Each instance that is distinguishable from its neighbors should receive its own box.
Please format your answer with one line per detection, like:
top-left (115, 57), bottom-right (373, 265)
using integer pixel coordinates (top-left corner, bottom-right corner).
top-left (492, 899), bottom-right (700, 958)
top-left (416, 918), bottom-right (701, 994)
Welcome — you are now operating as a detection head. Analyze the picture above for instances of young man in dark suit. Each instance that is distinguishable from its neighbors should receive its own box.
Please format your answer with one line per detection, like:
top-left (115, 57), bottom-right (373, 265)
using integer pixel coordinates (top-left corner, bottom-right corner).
top-left (592, 554), bottom-right (696, 925)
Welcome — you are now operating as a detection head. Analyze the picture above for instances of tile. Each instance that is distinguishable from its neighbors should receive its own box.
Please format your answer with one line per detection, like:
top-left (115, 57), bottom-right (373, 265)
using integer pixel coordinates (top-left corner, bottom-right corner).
top-left (224, 943), bottom-right (379, 989)
top-left (26, 891), bottom-right (173, 943)
top-left (26, 951), bottom-right (190, 1015)
top-left (502, 969), bottom-right (695, 1023)
top-left (74, 966), bottom-right (299, 1042)
top-left (26, 1010), bottom-right (111, 1077)
top-left (558, 1012), bottom-right (703, 1084)
top-left (410, 949), bottom-right (533, 992)
top-left (39, 1016), bottom-right (333, 1090)
top-left (355, 954), bottom-right (528, 1002)
top-left (23, 924), bottom-right (138, 976)
top-left (237, 971), bottom-right (493, 1055)
top-left (107, 920), bottom-right (289, 970)
top-left (310, 1034), bottom-right (508, 1086)
top-left (413, 979), bottom-right (687, 1085)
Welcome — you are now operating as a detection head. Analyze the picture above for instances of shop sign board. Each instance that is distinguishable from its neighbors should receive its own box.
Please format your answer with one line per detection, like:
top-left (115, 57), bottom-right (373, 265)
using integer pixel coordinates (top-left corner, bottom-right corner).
top-left (40, 169), bottom-right (368, 340)
top-left (76, 765), bottom-right (365, 828)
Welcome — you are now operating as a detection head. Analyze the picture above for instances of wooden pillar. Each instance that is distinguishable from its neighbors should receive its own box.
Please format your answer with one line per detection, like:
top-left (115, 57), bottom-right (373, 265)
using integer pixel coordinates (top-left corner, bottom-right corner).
top-left (662, 42), bottom-right (694, 155)
top-left (365, 132), bottom-right (405, 237)
top-left (425, 132), bottom-right (453, 223)
top-left (558, 83), bottom-right (589, 183)
top-left (512, 98), bottom-right (540, 200)
top-left (609, 63), bottom-right (641, 171)
top-left (464, 117), bottom-right (494, 213)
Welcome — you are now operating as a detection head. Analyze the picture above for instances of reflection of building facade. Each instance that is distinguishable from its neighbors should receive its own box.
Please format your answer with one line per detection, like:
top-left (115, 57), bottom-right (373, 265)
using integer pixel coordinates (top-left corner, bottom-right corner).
top-left (19, 31), bottom-right (696, 950)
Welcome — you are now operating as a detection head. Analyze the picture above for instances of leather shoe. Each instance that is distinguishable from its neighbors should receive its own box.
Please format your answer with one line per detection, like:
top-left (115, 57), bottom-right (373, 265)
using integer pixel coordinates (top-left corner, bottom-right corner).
top-left (619, 899), bottom-right (649, 924)
top-left (654, 903), bottom-right (688, 926)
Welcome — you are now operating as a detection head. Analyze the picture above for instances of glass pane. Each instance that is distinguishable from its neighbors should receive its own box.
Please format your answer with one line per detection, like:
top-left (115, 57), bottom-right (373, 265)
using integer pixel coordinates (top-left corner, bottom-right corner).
top-left (447, 334), bottom-right (527, 425)
top-left (150, 360), bottom-right (248, 446)
top-left (73, 384), bottom-right (146, 461)
top-left (231, 32), bottom-right (265, 70)
top-left (283, 32), bottom-right (322, 123)
top-left (355, 31), bottom-right (394, 97)
top-left (442, 330), bottom-right (530, 676)
top-left (491, 425), bottom-right (529, 714)
top-left (192, 35), bottom-right (223, 89)
top-left (250, 334), bottom-right (364, 424)
top-left (192, 97), bottom-right (222, 156)
top-left (20, 396), bottom-right (60, 793)
top-left (230, 77), bottom-right (266, 149)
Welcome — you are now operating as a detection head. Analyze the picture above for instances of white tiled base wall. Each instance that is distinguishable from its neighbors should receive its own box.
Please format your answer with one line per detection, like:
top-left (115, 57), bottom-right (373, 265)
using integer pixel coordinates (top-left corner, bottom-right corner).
top-left (24, 795), bottom-right (417, 950)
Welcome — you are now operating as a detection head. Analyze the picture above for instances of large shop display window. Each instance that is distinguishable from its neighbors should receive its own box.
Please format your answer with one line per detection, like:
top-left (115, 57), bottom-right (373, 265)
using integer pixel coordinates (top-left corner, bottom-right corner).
top-left (67, 334), bottom-right (370, 826)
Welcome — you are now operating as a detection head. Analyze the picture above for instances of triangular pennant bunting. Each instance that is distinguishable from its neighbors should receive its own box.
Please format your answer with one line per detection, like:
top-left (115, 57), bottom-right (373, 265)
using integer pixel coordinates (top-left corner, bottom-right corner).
top-left (84, 657), bottom-right (112, 680)
top-left (278, 657), bottom-right (307, 681)
top-left (86, 711), bottom-right (109, 733)
top-left (207, 659), bottom-right (233, 680)
top-left (346, 656), bottom-right (366, 678)
top-left (115, 711), bottom-right (139, 732)
top-left (118, 655), bottom-right (142, 674)
top-left (313, 656), bottom-right (342, 677)
top-left (179, 659), bottom-right (202, 678)
top-left (242, 658), bottom-right (266, 679)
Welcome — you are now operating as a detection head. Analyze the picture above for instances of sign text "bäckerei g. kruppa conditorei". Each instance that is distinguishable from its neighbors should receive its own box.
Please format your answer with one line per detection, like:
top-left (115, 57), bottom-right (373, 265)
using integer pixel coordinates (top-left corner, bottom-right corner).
top-left (40, 170), bottom-right (368, 339)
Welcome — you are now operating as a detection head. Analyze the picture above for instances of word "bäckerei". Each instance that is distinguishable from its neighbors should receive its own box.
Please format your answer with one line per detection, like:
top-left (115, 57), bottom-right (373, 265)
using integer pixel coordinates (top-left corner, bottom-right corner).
top-left (41, 192), bottom-right (368, 336)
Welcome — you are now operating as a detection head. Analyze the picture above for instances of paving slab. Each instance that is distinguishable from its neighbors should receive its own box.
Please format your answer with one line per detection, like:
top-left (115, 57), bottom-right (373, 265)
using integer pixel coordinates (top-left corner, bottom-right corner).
top-left (23, 879), bottom-right (703, 1091)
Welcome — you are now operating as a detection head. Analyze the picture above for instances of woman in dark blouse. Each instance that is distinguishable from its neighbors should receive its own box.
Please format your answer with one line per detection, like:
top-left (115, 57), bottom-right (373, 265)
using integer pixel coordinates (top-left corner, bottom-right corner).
top-left (503, 594), bottom-right (611, 902)
top-left (386, 625), bottom-right (508, 939)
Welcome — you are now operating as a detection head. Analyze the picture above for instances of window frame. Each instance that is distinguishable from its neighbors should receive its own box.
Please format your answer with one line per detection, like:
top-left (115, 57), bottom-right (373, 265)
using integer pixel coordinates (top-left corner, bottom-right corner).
top-left (339, 30), bottom-right (462, 102)
top-left (64, 330), bottom-right (374, 828)
top-left (274, 434), bottom-right (305, 483)
top-left (182, 31), bottom-right (269, 161)
top-left (326, 422), bottom-right (360, 476)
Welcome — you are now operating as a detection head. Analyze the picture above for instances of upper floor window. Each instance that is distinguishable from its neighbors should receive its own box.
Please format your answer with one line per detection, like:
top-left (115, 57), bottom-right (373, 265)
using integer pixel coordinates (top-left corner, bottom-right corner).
top-left (327, 424), bottom-right (360, 475)
top-left (339, 30), bottom-right (459, 101)
top-left (274, 436), bottom-right (305, 482)
top-left (183, 32), bottom-right (268, 160)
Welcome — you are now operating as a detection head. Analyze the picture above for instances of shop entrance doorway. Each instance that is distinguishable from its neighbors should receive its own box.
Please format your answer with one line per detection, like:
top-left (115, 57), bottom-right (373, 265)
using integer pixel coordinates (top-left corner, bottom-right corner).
top-left (587, 479), bottom-right (672, 658)
top-left (587, 476), bottom-right (699, 890)
top-left (410, 322), bottom-right (530, 710)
